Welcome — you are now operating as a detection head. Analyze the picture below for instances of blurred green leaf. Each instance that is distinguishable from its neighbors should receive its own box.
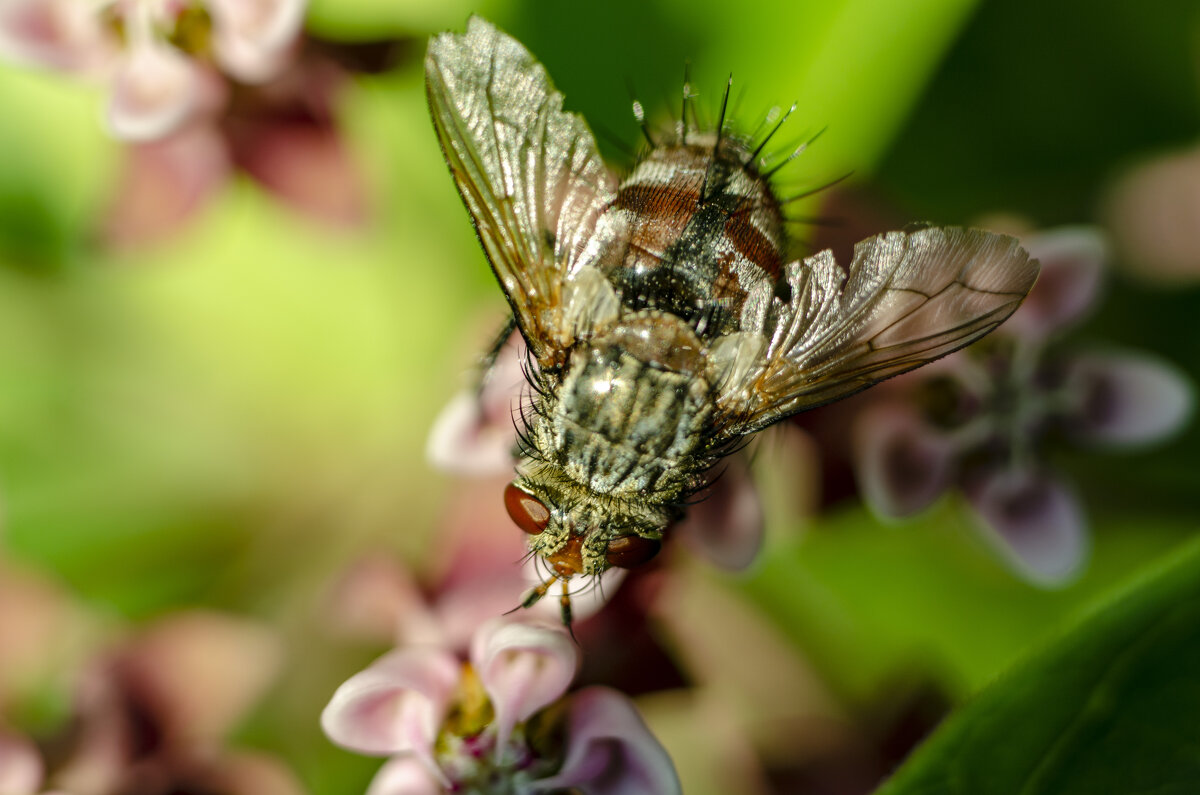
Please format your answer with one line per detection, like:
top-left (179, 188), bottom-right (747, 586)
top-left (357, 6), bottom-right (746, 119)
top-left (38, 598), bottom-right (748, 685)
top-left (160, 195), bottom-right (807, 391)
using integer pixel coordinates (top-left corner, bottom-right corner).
top-left (741, 504), bottom-right (1187, 704)
top-left (511, 0), bottom-right (979, 183)
top-left (307, 0), bottom-right (509, 37)
top-left (876, 535), bottom-right (1200, 794)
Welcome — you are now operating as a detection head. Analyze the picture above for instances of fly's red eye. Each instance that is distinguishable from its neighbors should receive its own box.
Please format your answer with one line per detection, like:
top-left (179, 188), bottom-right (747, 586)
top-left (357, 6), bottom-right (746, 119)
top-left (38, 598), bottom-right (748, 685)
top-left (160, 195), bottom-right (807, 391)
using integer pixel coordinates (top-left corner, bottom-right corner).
top-left (504, 482), bottom-right (550, 535)
top-left (605, 535), bottom-right (661, 569)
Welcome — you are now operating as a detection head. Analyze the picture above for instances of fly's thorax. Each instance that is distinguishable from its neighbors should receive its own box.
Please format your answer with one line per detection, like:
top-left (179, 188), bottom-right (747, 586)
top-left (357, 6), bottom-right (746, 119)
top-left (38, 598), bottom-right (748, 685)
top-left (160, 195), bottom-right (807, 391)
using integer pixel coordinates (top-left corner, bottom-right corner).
top-left (599, 132), bottom-right (786, 338)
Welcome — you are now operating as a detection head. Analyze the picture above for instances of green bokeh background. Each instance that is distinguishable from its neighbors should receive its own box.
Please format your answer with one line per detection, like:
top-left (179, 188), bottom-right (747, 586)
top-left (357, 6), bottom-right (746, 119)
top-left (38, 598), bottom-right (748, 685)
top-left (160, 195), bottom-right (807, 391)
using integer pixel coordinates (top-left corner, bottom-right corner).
top-left (1, 0), bottom-right (1198, 792)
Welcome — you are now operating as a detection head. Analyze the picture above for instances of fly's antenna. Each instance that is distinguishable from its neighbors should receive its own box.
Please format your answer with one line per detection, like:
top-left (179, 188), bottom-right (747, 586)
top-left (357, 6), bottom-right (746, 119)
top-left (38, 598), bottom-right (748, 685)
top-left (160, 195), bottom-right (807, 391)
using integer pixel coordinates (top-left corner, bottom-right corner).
top-left (750, 101), bottom-right (797, 163)
top-left (763, 125), bottom-right (828, 179)
top-left (626, 78), bottom-right (656, 148)
top-left (699, 73), bottom-right (734, 205)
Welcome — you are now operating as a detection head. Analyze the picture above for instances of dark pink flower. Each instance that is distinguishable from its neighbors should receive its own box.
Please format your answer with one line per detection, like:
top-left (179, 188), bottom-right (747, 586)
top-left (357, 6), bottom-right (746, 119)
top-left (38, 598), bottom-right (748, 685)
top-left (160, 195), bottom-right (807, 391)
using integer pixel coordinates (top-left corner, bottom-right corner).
top-left (0, 0), bottom-right (307, 141)
top-left (103, 34), bottom-right (378, 243)
top-left (0, 606), bottom-right (301, 795)
top-left (852, 227), bottom-right (1192, 583)
top-left (322, 617), bottom-right (680, 794)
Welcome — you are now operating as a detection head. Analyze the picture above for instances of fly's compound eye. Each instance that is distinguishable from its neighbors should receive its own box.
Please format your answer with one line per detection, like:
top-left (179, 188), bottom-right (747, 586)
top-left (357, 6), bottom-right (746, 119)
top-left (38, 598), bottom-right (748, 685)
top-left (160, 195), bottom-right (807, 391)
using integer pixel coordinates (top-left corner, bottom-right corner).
top-left (504, 482), bottom-right (550, 535)
top-left (604, 535), bottom-right (661, 569)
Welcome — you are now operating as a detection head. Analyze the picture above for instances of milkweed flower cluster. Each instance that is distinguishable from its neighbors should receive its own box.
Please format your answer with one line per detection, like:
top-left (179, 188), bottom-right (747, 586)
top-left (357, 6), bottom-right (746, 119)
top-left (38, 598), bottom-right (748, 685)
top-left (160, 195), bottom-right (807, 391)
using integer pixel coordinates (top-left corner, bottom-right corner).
top-left (322, 617), bottom-right (681, 795)
top-left (0, 0), bottom-right (306, 140)
top-left (0, 564), bottom-right (301, 795)
top-left (852, 227), bottom-right (1193, 583)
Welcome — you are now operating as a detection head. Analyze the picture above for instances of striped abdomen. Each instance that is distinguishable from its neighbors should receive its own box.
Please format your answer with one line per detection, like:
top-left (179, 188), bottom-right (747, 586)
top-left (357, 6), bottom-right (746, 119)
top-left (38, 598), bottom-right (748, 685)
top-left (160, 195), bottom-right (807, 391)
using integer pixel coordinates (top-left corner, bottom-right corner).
top-left (599, 133), bottom-right (785, 338)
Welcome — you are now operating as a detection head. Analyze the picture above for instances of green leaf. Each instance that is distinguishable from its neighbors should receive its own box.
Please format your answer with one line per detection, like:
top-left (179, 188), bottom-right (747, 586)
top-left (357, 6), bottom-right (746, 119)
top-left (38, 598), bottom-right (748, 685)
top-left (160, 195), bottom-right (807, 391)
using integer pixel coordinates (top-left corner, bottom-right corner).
top-left (875, 537), bottom-right (1200, 795)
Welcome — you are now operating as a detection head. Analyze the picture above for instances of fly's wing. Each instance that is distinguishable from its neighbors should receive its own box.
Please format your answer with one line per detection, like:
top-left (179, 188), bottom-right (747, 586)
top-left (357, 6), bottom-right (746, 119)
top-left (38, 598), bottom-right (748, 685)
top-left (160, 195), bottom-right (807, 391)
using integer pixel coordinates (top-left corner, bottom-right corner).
top-left (722, 227), bottom-right (1039, 434)
top-left (425, 17), bottom-right (621, 369)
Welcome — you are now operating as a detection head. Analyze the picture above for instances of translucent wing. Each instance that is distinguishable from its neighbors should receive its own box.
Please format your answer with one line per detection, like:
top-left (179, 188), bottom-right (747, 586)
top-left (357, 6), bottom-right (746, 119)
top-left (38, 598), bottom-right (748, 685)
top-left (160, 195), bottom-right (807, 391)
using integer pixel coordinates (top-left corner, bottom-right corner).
top-left (425, 17), bottom-right (621, 368)
top-left (727, 227), bottom-right (1039, 433)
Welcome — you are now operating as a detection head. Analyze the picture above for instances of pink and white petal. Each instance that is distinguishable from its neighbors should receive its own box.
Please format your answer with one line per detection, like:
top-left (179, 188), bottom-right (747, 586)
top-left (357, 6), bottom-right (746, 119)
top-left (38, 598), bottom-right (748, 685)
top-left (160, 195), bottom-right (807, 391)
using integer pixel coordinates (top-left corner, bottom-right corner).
top-left (107, 43), bottom-right (200, 141)
top-left (207, 0), bottom-right (306, 82)
top-left (1005, 227), bottom-right (1106, 339)
top-left (325, 554), bottom-right (435, 644)
top-left (234, 123), bottom-right (367, 225)
top-left (1064, 351), bottom-right (1193, 446)
top-left (853, 402), bottom-right (957, 519)
top-left (321, 648), bottom-right (461, 758)
top-left (426, 391), bottom-right (518, 476)
top-left (366, 755), bottom-right (445, 795)
top-left (427, 337), bottom-right (527, 476)
top-left (965, 467), bottom-right (1088, 586)
top-left (470, 618), bottom-right (577, 751)
top-left (532, 686), bottom-right (681, 795)
top-left (673, 454), bottom-right (763, 571)
top-left (102, 124), bottom-right (231, 246)
top-left (0, 731), bottom-right (43, 795)
top-left (0, 0), bottom-right (112, 72)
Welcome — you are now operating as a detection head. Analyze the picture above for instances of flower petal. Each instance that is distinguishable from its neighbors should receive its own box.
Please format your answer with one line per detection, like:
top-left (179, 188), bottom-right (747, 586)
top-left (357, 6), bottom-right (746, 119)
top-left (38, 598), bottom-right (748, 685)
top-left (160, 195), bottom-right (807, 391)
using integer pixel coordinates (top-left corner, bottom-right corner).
top-left (1005, 227), bottom-right (1106, 338)
top-left (532, 686), bottom-right (681, 795)
top-left (117, 610), bottom-right (283, 744)
top-left (1103, 144), bottom-right (1200, 285)
top-left (366, 755), bottom-right (444, 795)
top-left (426, 335), bottom-right (526, 476)
top-left (102, 124), bottom-right (231, 246)
top-left (470, 618), bottom-right (577, 752)
top-left (966, 467), bottom-right (1088, 585)
top-left (0, 0), bottom-right (112, 71)
top-left (321, 648), bottom-right (461, 757)
top-left (0, 731), bottom-right (43, 795)
top-left (325, 554), bottom-right (434, 645)
top-left (232, 123), bottom-right (367, 225)
top-left (425, 391), bottom-right (517, 476)
top-left (673, 454), bottom-right (763, 571)
top-left (216, 750), bottom-right (309, 795)
top-left (206, 0), bottom-right (306, 82)
top-left (107, 43), bottom-right (200, 141)
top-left (1064, 351), bottom-right (1193, 446)
top-left (853, 402), bottom-right (956, 518)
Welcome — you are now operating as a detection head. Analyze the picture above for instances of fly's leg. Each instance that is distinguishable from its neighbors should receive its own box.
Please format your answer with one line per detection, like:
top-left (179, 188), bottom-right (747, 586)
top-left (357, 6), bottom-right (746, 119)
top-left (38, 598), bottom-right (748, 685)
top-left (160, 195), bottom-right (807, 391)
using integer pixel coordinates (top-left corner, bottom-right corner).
top-left (475, 314), bottom-right (519, 398)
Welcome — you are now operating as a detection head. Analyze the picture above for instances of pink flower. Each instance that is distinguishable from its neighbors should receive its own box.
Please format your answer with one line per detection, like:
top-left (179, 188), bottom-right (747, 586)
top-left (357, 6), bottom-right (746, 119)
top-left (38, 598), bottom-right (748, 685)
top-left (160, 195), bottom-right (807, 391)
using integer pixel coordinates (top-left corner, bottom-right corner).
top-left (326, 479), bottom-right (625, 653)
top-left (102, 34), bottom-right (376, 244)
top-left (322, 618), bottom-right (681, 795)
top-left (0, 0), bottom-right (307, 141)
top-left (852, 227), bottom-right (1193, 583)
top-left (0, 602), bottom-right (302, 795)
top-left (0, 732), bottom-right (61, 795)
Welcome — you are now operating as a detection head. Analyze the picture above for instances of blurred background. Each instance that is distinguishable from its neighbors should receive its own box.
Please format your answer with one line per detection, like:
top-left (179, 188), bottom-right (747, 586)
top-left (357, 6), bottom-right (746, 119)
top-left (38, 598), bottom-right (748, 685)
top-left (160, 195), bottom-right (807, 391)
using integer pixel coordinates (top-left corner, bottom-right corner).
top-left (0, 0), bottom-right (1197, 793)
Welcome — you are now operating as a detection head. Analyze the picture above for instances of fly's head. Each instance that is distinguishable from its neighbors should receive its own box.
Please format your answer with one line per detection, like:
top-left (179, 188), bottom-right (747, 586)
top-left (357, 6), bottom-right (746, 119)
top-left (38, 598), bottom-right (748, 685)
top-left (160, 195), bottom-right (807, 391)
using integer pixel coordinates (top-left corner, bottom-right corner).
top-left (502, 473), bottom-right (668, 626)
